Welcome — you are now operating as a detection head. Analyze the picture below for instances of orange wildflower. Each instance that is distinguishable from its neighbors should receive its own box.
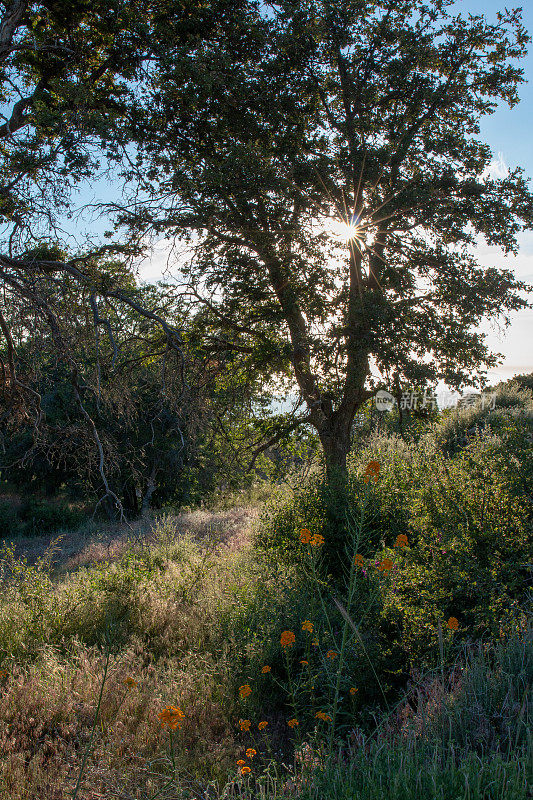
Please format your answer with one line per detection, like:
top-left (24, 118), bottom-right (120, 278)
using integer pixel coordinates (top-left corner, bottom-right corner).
top-left (363, 460), bottom-right (380, 483)
top-left (378, 558), bottom-right (393, 572)
top-left (239, 684), bottom-right (252, 699)
top-left (237, 759), bottom-right (246, 766)
top-left (287, 718), bottom-right (299, 728)
top-left (246, 748), bottom-right (257, 759)
top-left (299, 528), bottom-right (313, 544)
top-left (241, 766), bottom-right (251, 775)
top-left (447, 616), bottom-right (459, 631)
top-left (349, 687), bottom-right (359, 696)
top-left (301, 620), bottom-right (314, 633)
top-left (311, 639), bottom-right (319, 646)
top-left (395, 534), bottom-right (409, 548)
top-left (239, 719), bottom-right (251, 731)
top-left (123, 677), bottom-right (138, 690)
top-left (280, 630), bottom-right (296, 647)
top-left (158, 706), bottom-right (185, 730)
top-left (354, 553), bottom-right (364, 567)
top-left (310, 533), bottom-right (325, 547)
top-left (300, 660), bottom-right (309, 666)
top-left (326, 650), bottom-right (337, 659)
top-left (315, 711), bottom-right (332, 722)
top-left (261, 665), bottom-right (271, 674)
top-left (258, 720), bottom-right (268, 730)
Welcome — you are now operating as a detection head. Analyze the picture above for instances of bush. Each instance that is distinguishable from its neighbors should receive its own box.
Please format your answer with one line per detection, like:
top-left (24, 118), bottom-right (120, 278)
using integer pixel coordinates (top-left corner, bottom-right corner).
top-left (18, 497), bottom-right (85, 535)
top-left (0, 496), bottom-right (85, 539)
top-left (0, 501), bottom-right (25, 538)
top-left (383, 428), bottom-right (532, 661)
top-left (256, 405), bottom-right (533, 667)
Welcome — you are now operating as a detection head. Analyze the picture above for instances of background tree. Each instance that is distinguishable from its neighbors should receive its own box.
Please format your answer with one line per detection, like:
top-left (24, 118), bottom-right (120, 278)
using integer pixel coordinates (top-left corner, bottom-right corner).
top-left (0, 0), bottom-right (258, 512)
top-left (119, 0), bottom-right (533, 481)
top-left (0, 274), bottom-right (300, 519)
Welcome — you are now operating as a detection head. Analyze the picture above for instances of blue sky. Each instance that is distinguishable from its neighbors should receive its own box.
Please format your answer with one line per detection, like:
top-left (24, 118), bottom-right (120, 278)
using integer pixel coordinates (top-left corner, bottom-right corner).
top-left (458, 1), bottom-right (533, 381)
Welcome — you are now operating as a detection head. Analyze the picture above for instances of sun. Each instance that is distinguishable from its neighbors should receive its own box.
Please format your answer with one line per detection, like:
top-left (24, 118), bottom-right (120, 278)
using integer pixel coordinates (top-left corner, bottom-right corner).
top-left (327, 216), bottom-right (365, 244)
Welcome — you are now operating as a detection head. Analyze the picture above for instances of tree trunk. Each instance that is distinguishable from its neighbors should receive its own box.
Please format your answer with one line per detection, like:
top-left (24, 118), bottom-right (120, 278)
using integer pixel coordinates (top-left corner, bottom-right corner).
top-left (141, 465), bottom-right (157, 517)
top-left (318, 420), bottom-right (351, 484)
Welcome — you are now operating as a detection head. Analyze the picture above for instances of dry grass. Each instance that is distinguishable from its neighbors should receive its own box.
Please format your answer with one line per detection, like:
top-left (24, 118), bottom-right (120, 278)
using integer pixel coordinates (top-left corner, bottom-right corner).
top-left (11, 505), bottom-right (258, 574)
top-left (0, 509), bottom-right (278, 800)
top-left (0, 643), bottom-right (239, 799)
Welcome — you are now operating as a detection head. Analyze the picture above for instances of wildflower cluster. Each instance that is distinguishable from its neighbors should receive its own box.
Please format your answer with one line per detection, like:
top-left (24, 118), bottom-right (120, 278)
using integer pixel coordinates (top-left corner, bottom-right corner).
top-left (299, 529), bottom-right (325, 547)
top-left (280, 630), bottom-right (296, 647)
top-left (158, 706), bottom-right (185, 730)
top-left (224, 461), bottom-right (465, 782)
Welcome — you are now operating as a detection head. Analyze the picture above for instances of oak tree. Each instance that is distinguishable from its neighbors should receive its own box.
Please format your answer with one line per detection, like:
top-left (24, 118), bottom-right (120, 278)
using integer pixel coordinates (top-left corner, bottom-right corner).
top-left (122, 0), bottom-right (533, 480)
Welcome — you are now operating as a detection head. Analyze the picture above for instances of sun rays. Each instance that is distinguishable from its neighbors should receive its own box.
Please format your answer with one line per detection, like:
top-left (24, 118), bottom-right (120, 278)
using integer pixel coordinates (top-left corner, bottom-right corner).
top-left (327, 216), bottom-right (366, 245)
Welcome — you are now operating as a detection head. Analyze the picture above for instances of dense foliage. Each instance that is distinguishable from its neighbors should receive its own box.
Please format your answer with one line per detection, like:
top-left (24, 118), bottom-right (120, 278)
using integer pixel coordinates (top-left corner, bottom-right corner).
top-left (257, 377), bottom-right (533, 667)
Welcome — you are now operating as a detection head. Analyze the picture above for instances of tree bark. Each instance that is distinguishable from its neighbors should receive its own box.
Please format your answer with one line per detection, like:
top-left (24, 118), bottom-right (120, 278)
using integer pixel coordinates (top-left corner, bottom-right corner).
top-left (141, 465), bottom-right (157, 517)
top-left (318, 416), bottom-right (352, 483)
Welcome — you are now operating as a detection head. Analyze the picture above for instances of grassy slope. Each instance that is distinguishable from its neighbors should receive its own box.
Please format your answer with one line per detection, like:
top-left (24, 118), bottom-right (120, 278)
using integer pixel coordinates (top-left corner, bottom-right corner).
top-left (0, 504), bottom-right (530, 800)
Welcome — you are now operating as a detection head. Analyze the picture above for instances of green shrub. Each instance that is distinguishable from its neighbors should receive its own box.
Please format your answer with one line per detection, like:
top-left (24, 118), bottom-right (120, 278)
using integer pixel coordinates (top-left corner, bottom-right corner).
top-left (383, 429), bottom-right (532, 661)
top-left (0, 496), bottom-right (86, 539)
top-left (256, 409), bottom-right (532, 668)
top-left (18, 497), bottom-right (85, 535)
top-left (0, 500), bottom-right (25, 538)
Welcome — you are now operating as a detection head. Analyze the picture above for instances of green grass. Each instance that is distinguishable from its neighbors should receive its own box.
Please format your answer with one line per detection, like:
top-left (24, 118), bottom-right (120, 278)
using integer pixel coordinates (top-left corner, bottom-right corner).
top-left (295, 742), bottom-right (532, 800)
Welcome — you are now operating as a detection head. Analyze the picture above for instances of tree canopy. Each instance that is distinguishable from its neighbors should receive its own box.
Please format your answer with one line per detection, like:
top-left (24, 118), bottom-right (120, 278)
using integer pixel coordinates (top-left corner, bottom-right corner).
top-left (0, 0), bottom-right (257, 510)
top-left (117, 0), bottom-right (533, 476)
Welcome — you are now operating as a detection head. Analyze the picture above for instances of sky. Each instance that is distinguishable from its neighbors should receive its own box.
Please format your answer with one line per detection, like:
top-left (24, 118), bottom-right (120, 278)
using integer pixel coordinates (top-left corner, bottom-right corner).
top-left (457, 1), bottom-right (533, 382)
top-left (136, 0), bottom-right (533, 386)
